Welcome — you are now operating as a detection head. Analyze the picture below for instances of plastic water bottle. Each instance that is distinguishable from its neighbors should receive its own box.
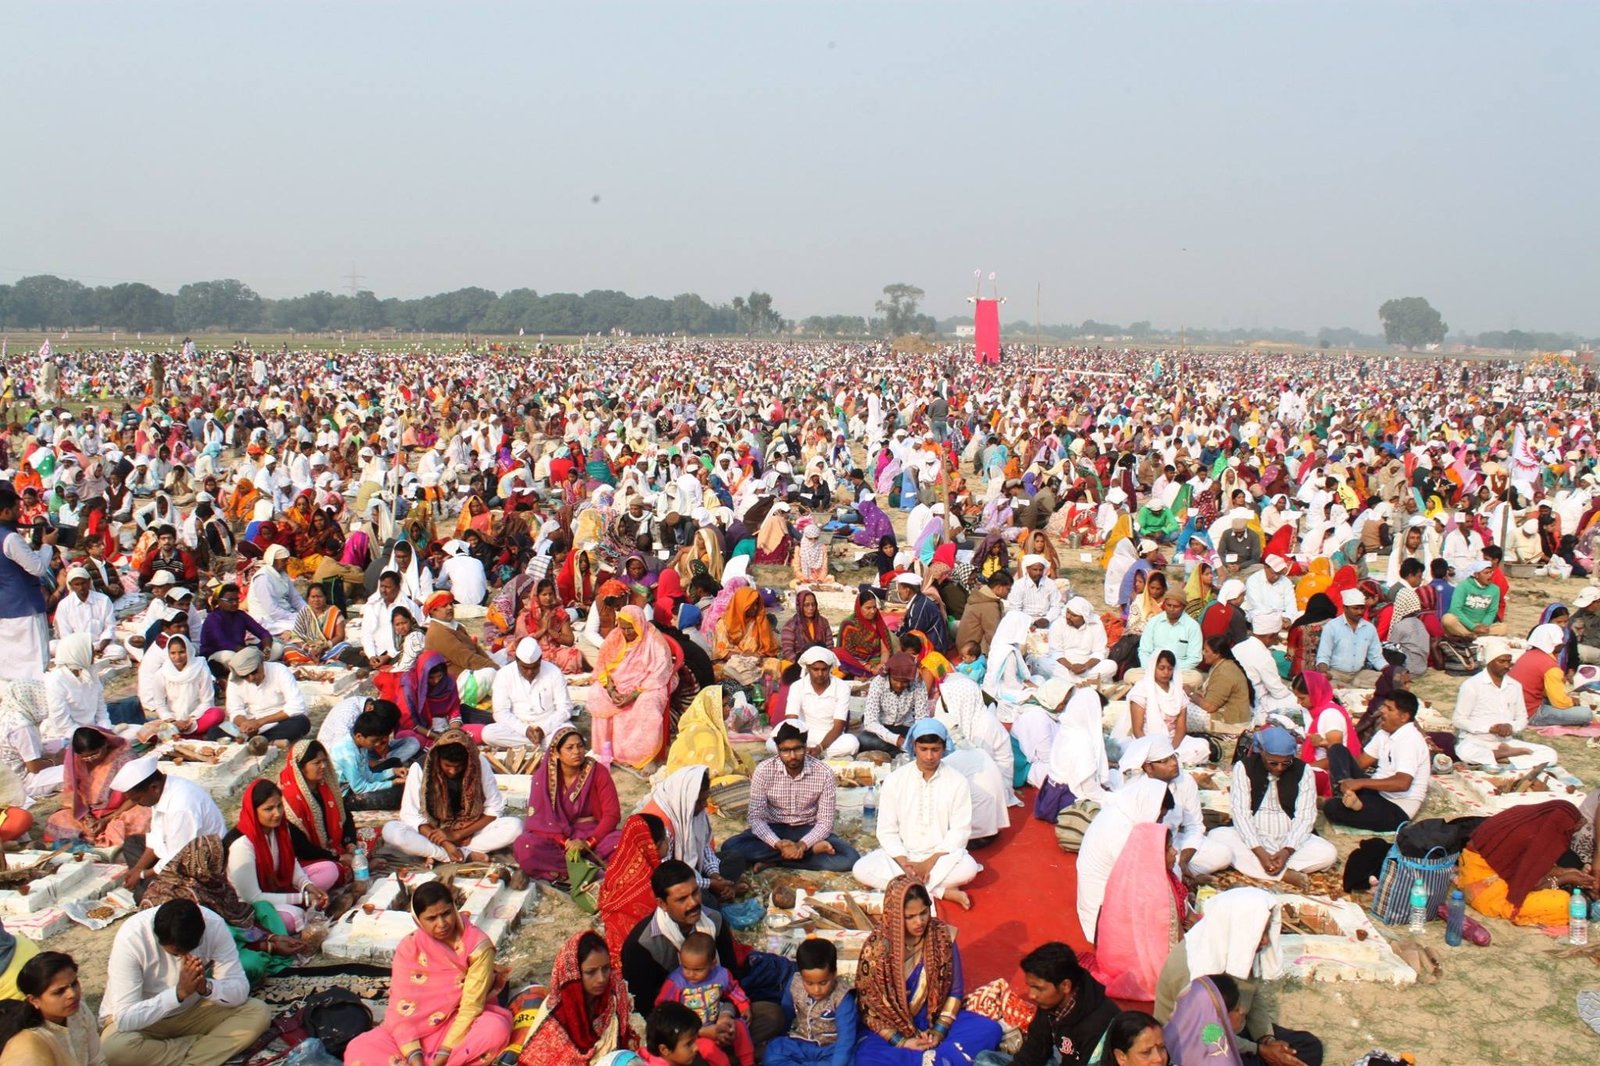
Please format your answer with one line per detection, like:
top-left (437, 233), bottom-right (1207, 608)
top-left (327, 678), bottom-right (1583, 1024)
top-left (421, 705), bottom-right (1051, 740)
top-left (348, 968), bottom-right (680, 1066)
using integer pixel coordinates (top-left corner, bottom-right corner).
top-left (1444, 889), bottom-right (1466, 946)
top-left (862, 786), bottom-right (877, 831)
top-left (1407, 877), bottom-right (1427, 934)
top-left (1569, 888), bottom-right (1589, 946)
top-left (352, 847), bottom-right (369, 884)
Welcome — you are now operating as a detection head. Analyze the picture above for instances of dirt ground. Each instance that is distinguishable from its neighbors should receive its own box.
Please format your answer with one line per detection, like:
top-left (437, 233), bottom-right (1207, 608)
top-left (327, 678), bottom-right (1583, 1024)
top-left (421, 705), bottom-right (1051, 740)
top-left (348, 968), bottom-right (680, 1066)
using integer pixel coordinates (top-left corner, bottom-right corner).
top-left (41, 539), bottom-right (1600, 1065)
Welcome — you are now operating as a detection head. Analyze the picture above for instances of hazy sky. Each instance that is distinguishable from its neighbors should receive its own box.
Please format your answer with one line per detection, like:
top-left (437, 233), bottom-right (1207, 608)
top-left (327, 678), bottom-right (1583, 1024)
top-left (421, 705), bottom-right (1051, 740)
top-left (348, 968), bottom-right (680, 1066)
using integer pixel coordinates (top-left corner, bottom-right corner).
top-left (5, 2), bottom-right (1597, 334)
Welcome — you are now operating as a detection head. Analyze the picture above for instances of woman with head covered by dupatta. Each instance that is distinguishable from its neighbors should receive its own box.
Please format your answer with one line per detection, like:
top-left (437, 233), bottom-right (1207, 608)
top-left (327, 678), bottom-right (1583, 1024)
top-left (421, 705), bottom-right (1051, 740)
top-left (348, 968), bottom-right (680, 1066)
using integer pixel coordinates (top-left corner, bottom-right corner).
top-left (588, 606), bottom-right (676, 768)
top-left (512, 726), bottom-right (622, 882)
top-left (516, 929), bottom-right (638, 1065)
top-left (853, 875), bottom-right (1001, 1065)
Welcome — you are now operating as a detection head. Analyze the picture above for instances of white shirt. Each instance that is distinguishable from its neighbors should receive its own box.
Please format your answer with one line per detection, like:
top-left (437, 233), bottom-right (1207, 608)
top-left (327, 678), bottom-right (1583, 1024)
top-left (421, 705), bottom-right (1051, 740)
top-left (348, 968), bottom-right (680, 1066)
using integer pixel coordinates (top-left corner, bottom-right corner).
top-left (1367, 721), bottom-right (1431, 817)
top-left (361, 593), bottom-right (420, 660)
top-left (489, 661), bottom-right (574, 736)
top-left (1007, 576), bottom-right (1063, 622)
top-left (1232, 637), bottom-right (1298, 721)
top-left (1453, 669), bottom-right (1529, 746)
top-left (1243, 571), bottom-right (1297, 622)
top-left (398, 753), bottom-right (506, 829)
top-left (226, 833), bottom-right (312, 908)
top-left (225, 661), bottom-right (308, 722)
top-left (1, 531), bottom-right (52, 610)
top-left (150, 775), bottom-right (227, 869)
top-left (1047, 617), bottom-right (1109, 668)
top-left (54, 590), bottom-right (117, 645)
top-left (876, 761), bottom-right (973, 861)
top-left (787, 676), bottom-right (852, 744)
top-left (100, 906), bottom-right (251, 1030)
top-left (439, 554), bottom-right (488, 607)
top-left (42, 669), bottom-right (110, 742)
top-left (316, 695), bottom-right (366, 750)
top-left (248, 569), bottom-right (304, 634)
top-left (1228, 760), bottom-right (1320, 852)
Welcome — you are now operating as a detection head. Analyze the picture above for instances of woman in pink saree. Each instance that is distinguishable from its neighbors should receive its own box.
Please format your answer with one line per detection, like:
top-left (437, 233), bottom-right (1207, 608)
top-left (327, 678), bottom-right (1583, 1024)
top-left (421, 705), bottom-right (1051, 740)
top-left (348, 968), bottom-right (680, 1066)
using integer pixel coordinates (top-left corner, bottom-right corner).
top-left (1087, 822), bottom-right (1184, 1000)
top-left (44, 726), bottom-right (152, 847)
top-left (345, 881), bottom-right (513, 1066)
top-left (585, 605), bottom-right (675, 768)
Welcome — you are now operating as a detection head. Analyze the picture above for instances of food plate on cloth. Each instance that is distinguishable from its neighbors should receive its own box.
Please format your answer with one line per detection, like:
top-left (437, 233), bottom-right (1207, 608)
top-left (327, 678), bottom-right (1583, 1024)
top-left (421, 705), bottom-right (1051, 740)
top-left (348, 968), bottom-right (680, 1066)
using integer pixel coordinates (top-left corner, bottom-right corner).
top-left (63, 887), bottom-right (136, 930)
top-left (1227, 893), bottom-right (1413, 986)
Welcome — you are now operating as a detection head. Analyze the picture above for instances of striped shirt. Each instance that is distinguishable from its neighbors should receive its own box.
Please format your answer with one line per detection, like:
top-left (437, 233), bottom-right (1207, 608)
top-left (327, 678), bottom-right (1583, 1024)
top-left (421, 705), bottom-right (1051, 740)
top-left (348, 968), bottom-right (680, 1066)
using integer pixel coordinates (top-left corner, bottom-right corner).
top-left (1228, 761), bottom-right (1319, 852)
top-left (748, 755), bottom-right (838, 849)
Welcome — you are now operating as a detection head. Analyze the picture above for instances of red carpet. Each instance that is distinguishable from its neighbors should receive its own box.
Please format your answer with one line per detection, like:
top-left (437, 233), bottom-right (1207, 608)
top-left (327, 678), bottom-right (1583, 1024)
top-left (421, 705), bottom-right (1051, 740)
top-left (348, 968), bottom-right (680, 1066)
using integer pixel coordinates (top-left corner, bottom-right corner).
top-left (949, 790), bottom-right (1089, 988)
top-left (949, 789), bottom-right (1154, 1012)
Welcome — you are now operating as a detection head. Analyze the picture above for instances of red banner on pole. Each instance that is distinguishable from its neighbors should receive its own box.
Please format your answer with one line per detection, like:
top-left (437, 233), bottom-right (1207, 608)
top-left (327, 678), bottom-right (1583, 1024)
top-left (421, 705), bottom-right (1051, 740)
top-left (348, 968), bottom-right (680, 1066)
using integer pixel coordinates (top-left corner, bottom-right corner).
top-left (974, 298), bottom-right (1001, 364)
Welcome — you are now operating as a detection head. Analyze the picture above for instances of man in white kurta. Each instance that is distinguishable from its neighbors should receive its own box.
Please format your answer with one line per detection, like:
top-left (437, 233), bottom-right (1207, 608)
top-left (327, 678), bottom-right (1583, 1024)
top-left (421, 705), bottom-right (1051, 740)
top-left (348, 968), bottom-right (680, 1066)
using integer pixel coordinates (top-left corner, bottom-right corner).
top-left (1242, 556), bottom-right (1297, 623)
top-left (112, 756), bottom-right (228, 892)
top-left (54, 567), bottom-right (127, 661)
top-left (482, 638), bottom-right (574, 749)
top-left (0, 491), bottom-right (56, 680)
top-left (1036, 597), bottom-right (1116, 684)
top-left (1188, 726), bottom-right (1335, 884)
top-left (1452, 638), bottom-right (1558, 768)
top-left (1233, 613), bottom-right (1301, 723)
top-left (359, 574), bottom-right (419, 667)
top-left (437, 540), bottom-right (489, 607)
top-left (247, 545), bottom-right (305, 637)
top-left (381, 743), bottom-right (521, 861)
top-left (852, 718), bottom-right (980, 907)
top-left (1117, 735), bottom-right (1210, 880)
top-left (1007, 556), bottom-right (1064, 622)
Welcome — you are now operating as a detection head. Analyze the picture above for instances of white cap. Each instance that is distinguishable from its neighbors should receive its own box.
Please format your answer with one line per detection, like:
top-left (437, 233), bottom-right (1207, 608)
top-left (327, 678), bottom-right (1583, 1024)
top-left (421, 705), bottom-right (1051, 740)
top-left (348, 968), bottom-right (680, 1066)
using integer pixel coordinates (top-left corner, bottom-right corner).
top-left (109, 755), bottom-right (160, 793)
top-left (1218, 579), bottom-right (1246, 603)
top-left (797, 646), bottom-right (838, 667)
top-left (893, 572), bottom-right (923, 587)
top-left (64, 566), bottom-right (91, 582)
top-left (443, 539), bottom-right (468, 556)
top-left (1106, 487), bottom-right (1128, 506)
top-left (1252, 612), bottom-right (1284, 635)
top-left (1574, 587), bottom-right (1600, 610)
top-left (1265, 555), bottom-right (1290, 574)
top-left (1137, 538), bottom-right (1159, 553)
top-left (1340, 589), bottom-right (1366, 607)
top-left (515, 637), bottom-right (543, 664)
top-left (1477, 636), bottom-right (1513, 663)
top-left (148, 571), bottom-right (177, 588)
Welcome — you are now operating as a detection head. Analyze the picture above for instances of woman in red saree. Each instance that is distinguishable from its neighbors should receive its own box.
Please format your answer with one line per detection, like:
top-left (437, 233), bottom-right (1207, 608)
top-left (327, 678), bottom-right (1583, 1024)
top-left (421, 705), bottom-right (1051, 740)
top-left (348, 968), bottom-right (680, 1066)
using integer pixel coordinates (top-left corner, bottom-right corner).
top-left (516, 579), bottom-right (587, 674)
top-left (345, 881), bottom-right (513, 1066)
top-left (586, 606), bottom-right (675, 768)
top-left (596, 814), bottom-right (666, 964)
top-left (278, 739), bottom-right (356, 886)
top-left (44, 727), bottom-right (151, 847)
top-left (517, 929), bottom-right (638, 1065)
top-left (836, 590), bottom-right (893, 678)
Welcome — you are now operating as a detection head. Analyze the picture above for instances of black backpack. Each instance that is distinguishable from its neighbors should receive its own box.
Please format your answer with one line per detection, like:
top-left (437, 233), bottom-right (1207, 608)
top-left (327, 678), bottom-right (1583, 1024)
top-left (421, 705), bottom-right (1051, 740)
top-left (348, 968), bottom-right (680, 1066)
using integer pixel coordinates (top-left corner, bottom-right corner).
top-left (303, 987), bottom-right (373, 1057)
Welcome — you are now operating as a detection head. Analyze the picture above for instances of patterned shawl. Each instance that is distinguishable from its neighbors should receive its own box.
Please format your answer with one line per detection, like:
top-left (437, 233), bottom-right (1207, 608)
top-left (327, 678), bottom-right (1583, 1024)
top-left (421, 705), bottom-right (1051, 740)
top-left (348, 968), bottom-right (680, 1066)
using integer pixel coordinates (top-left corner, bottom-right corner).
top-left (855, 875), bottom-right (957, 1041)
top-left (519, 930), bottom-right (636, 1064)
top-left (423, 727), bottom-right (487, 833)
top-left (140, 834), bottom-right (259, 928)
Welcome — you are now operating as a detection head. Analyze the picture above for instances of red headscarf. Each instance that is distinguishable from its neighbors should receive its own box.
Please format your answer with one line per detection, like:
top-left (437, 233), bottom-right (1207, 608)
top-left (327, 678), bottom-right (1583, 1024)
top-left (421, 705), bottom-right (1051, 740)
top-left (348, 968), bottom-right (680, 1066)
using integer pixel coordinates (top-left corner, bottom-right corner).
top-left (1469, 800), bottom-right (1583, 912)
top-left (278, 740), bottom-right (347, 853)
top-left (237, 778), bottom-right (296, 894)
top-left (653, 568), bottom-right (685, 623)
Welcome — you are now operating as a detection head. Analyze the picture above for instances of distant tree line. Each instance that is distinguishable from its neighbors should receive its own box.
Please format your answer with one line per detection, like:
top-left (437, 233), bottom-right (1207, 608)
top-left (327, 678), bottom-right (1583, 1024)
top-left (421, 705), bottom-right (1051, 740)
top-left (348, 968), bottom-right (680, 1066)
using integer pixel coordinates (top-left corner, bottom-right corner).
top-left (0, 274), bottom-right (788, 336)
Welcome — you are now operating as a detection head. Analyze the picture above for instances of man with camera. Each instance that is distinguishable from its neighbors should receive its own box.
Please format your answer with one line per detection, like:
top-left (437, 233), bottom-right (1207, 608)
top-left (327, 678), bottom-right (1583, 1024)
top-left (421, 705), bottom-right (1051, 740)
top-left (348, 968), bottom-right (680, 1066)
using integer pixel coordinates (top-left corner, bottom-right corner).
top-left (0, 486), bottom-right (57, 680)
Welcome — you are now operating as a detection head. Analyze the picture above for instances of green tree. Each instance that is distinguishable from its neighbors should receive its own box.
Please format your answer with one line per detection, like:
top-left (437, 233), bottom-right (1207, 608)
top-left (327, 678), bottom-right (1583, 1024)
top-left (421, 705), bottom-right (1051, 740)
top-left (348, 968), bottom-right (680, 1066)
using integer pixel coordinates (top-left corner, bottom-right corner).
top-left (100, 282), bottom-right (174, 331)
top-left (1378, 297), bottom-right (1447, 350)
top-left (875, 284), bottom-right (925, 335)
top-left (175, 279), bottom-right (263, 330)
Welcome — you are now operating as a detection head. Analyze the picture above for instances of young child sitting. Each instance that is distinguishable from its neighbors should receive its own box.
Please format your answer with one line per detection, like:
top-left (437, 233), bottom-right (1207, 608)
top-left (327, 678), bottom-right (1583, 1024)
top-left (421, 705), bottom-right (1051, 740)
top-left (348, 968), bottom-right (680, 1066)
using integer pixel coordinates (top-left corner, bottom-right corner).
top-left (764, 938), bottom-right (857, 1066)
top-left (642, 1001), bottom-right (707, 1066)
top-left (654, 931), bottom-right (755, 1066)
top-left (955, 639), bottom-right (987, 682)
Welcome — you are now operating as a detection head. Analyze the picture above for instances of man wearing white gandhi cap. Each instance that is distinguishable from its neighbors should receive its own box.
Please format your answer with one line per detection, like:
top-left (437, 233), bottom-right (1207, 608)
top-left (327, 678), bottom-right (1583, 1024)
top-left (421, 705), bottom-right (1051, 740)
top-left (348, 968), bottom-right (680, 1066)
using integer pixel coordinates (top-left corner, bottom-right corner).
top-left (1006, 553), bottom-right (1063, 622)
top-left (483, 637), bottom-right (574, 749)
top-left (1117, 734), bottom-right (1211, 882)
top-left (1451, 636), bottom-right (1560, 768)
top-left (52, 564), bottom-right (127, 662)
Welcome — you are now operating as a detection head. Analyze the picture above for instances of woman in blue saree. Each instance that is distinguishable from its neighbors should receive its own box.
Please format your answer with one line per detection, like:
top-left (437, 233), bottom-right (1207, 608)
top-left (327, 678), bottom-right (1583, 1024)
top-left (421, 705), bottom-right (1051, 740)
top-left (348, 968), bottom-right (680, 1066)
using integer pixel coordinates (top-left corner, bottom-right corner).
top-left (854, 876), bottom-right (1000, 1066)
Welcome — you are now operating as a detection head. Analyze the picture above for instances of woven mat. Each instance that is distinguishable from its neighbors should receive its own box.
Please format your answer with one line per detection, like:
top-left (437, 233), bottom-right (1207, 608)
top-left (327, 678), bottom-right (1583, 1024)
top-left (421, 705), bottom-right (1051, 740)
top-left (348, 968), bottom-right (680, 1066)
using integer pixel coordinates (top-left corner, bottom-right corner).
top-left (1210, 868), bottom-right (1352, 899)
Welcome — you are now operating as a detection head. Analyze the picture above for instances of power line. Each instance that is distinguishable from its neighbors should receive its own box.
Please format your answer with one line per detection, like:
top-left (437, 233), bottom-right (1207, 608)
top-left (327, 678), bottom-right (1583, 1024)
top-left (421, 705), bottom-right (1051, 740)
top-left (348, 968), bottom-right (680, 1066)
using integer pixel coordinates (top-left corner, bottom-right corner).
top-left (343, 264), bottom-right (365, 297)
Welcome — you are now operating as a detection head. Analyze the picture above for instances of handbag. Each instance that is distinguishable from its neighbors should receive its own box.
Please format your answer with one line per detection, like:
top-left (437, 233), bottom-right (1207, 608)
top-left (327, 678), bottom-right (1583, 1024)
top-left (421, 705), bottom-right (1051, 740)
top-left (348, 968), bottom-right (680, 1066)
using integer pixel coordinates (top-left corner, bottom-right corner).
top-left (1370, 821), bottom-right (1458, 926)
top-left (1054, 798), bottom-right (1101, 852)
top-left (566, 846), bottom-right (601, 914)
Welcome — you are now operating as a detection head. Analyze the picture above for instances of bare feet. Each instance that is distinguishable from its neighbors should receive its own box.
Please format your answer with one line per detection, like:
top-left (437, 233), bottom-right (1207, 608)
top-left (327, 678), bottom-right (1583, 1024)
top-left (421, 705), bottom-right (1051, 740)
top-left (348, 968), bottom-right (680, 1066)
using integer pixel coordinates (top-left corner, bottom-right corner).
top-left (1282, 869), bottom-right (1311, 890)
top-left (941, 888), bottom-right (971, 909)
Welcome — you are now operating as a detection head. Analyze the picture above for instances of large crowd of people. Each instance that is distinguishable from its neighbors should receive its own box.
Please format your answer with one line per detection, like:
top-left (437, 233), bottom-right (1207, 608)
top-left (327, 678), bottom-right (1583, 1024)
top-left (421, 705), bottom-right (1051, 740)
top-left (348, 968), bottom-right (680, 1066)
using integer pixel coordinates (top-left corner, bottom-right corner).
top-left (0, 336), bottom-right (1594, 1064)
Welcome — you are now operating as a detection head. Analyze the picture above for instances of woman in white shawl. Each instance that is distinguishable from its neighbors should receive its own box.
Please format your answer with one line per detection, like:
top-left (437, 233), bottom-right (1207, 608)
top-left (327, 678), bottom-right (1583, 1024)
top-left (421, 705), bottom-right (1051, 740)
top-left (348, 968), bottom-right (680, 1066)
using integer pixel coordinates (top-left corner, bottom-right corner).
top-left (1009, 677), bottom-right (1071, 790)
top-left (0, 679), bottom-right (65, 799)
top-left (931, 674), bottom-right (1016, 839)
top-left (1103, 536), bottom-right (1138, 607)
top-left (1034, 685), bottom-right (1112, 822)
top-left (1076, 776), bottom-right (1171, 945)
top-left (1154, 887), bottom-right (1283, 1022)
top-left (384, 539), bottom-right (434, 604)
top-left (147, 636), bottom-right (219, 737)
top-left (248, 544), bottom-right (306, 636)
top-left (982, 610), bottom-right (1045, 706)
top-left (640, 765), bottom-right (730, 898)
top-left (42, 635), bottom-right (110, 745)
